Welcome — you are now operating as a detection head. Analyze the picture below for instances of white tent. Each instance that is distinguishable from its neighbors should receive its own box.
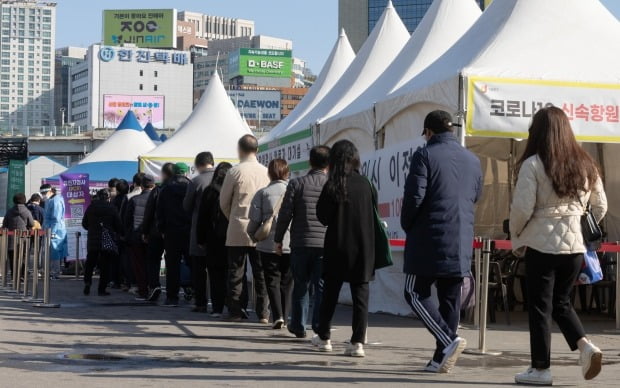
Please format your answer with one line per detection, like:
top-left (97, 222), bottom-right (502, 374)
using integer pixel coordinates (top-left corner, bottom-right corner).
top-left (141, 73), bottom-right (252, 177)
top-left (319, 0), bottom-right (481, 142)
top-left (311, 0), bottom-right (410, 152)
top-left (259, 29), bottom-right (355, 146)
top-left (25, 156), bottom-right (66, 196)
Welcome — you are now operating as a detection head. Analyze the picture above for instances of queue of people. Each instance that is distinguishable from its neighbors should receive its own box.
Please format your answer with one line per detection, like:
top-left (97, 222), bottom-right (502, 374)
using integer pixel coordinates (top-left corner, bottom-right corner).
top-left (1, 108), bottom-right (607, 382)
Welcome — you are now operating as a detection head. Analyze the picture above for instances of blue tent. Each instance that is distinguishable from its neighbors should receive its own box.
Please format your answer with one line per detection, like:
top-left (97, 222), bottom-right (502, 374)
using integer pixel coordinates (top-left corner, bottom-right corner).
top-left (143, 122), bottom-right (161, 141)
top-left (45, 111), bottom-right (156, 184)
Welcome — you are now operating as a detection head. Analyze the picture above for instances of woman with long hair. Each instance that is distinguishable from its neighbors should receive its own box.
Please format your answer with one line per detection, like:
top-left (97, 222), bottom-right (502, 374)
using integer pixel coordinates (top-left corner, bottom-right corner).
top-left (196, 162), bottom-right (233, 317)
top-left (313, 140), bottom-right (376, 358)
top-left (510, 107), bottom-right (607, 385)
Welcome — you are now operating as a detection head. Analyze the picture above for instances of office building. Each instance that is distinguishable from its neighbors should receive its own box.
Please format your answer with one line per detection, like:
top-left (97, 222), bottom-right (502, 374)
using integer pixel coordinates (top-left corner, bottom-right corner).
top-left (176, 20), bottom-right (208, 56)
top-left (54, 46), bottom-right (87, 126)
top-left (68, 44), bottom-right (193, 130)
top-left (340, 0), bottom-right (488, 52)
top-left (178, 10), bottom-right (254, 40)
top-left (0, 1), bottom-right (56, 129)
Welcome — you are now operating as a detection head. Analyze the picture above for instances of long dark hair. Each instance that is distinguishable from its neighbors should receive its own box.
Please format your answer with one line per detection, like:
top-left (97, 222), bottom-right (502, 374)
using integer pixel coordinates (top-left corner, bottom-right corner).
top-left (211, 162), bottom-right (233, 187)
top-left (325, 140), bottom-right (361, 202)
top-left (516, 106), bottom-right (599, 198)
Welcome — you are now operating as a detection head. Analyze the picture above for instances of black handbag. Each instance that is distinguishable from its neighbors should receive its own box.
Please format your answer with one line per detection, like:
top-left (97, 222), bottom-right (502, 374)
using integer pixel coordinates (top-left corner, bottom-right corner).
top-left (366, 178), bottom-right (393, 270)
top-left (580, 199), bottom-right (602, 251)
top-left (100, 223), bottom-right (119, 255)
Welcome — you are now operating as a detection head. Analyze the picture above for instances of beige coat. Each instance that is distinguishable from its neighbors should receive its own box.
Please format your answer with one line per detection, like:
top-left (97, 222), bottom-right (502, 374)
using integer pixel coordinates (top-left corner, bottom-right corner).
top-left (510, 155), bottom-right (607, 256)
top-left (220, 155), bottom-right (269, 247)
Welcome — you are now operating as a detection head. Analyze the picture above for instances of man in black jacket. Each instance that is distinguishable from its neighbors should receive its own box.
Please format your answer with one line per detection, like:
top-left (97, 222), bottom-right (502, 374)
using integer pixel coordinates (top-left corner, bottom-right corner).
top-left (400, 111), bottom-right (482, 373)
top-left (142, 163), bottom-right (175, 302)
top-left (157, 163), bottom-right (191, 306)
top-left (274, 145), bottom-right (330, 338)
top-left (124, 175), bottom-right (155, 300)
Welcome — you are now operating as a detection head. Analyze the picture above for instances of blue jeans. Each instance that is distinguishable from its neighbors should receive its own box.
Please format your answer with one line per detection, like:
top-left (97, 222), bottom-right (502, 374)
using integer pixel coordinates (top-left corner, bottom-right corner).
top-left (289, 247), bottom-right (323, 335)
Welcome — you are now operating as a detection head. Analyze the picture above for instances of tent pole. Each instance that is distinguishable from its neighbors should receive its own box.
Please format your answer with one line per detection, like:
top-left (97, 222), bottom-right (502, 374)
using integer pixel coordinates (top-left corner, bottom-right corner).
top-left (457, 74), bottom-right (466, 147)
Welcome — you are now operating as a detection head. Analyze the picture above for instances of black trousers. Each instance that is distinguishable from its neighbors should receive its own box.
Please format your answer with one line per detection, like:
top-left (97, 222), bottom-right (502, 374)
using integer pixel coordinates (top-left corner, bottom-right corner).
top-left (526, 248), bottom-right (586, 369)
top-left (192, 255), bottom-right (208, 307)
top-left (164, 233), bottom-right (190, 301)
top-left (404, 274), bottom-right (462, 362)
top-left (146, 236), bottom-right (164, 290)
top-left (261, 252), bottom-right (293, 323)
top-left (207, 246), bottom-right (228, 314)
top-left (84, 250), bottom-right (111, 293)
top-left (317, 277), bottom-right (369, 344)
top-left (227, 246), bottom-right (269, 319)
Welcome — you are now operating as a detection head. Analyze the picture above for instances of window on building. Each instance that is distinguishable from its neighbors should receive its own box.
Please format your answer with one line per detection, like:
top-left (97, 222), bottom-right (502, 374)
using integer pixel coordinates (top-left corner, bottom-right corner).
top-left (154, 70), bottom-right (158, 77)
top-left (139, 70), bottom-right (143, 76)
top-left (154, 85), bottom-right (158, 91)
top-left (139, 84), bottom-right (143, 90)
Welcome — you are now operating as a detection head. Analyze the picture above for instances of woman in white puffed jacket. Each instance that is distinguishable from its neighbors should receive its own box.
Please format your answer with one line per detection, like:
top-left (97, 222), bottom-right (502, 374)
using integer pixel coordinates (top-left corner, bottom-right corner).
top-left (510, 107), bottom-right (607, 386)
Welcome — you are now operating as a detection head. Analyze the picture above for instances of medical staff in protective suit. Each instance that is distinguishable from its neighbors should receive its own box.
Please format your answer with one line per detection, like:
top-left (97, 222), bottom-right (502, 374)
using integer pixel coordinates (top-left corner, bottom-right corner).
top-left (43, 187), bottom-right (68, 278)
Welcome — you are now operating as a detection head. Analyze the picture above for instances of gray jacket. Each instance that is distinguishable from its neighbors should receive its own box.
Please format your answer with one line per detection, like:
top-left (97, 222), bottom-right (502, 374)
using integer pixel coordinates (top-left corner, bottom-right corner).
top-left (247, 180), bottom-right (290, 254)
top-left (183, 168), bottom-right (215, 256)
top-left (274, 170), bottom-right (327, 249)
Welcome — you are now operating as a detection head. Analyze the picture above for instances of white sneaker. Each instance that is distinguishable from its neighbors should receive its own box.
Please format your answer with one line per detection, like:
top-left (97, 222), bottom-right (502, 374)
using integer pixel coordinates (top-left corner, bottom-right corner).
top-left (272, 319), bottom-right (285, 330)
top-left (515, 368), bottom-right (553, 386)
top-left (580, 342), bottom-right (603, 380)
top-left (344, 342), bottom-right (365, 357)
top-left (128, 286), bottom-right (139, 296)
top-left (438, 337), bottom-right (467, 373)
top-left (311, 335), bottom-right (332, 352)
top-left (424, 360), bottom-right (442, 373)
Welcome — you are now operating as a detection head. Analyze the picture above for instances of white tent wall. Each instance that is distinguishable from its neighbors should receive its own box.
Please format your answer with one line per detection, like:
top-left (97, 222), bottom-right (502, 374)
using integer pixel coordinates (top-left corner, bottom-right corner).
top-left (25, 156), bottom-right (67, 196)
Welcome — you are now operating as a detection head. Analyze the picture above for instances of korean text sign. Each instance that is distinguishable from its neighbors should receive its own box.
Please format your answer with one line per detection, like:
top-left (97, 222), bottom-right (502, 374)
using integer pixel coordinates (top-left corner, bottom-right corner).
top-left (103, 9), bottom-right (177, 48)
top-left (231, 48), bottom-right (293, 78)
top-left (103, 95), bottom-right (165, 128)
top-left (60, 173), bottom-right (90, 222)
top-left (6, 159), bottom-right (25, 210)
top-left (467, 76), bottom-right (620, 142)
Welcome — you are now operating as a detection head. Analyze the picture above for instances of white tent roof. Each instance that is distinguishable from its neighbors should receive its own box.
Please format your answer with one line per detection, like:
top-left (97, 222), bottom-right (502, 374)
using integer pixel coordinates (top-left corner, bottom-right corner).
top-left (259, 29), bottom-right (355, 145)
top-left (145, 73), bottom-right (251, 159)
top-left (80, 111), bottom-right (156, 164)
top-left (320, 0), bottom-right (481, 137)
top-left (377, 0), bottom-right (620, 129)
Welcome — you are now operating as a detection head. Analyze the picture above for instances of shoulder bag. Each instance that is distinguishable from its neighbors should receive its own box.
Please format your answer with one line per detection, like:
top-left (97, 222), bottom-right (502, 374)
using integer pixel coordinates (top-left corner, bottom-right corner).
top-left (580, 198), bottom-right (602, 251)
top-left (254, 194), bottom-right (285, 242)
top-left (367, 178), bottom-right (393, 270)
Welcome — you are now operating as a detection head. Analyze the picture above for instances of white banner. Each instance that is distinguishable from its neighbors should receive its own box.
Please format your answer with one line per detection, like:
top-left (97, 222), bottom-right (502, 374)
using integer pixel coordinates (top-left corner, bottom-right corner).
top-left (360, 137), bottom-right (426, 242)
top-left (467, 77), bottom-right (620, 142)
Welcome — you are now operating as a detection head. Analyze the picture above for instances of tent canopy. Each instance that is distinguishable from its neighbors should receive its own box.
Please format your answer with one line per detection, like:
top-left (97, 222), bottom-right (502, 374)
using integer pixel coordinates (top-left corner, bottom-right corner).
top-left (260, 29), bottom-right (356, 145)
top-left (320, 0), bottom-right (481, 138)
top-left (143, 122), bottom-right (161, 142)
top-left (141, 73), bottom-right (251, 176)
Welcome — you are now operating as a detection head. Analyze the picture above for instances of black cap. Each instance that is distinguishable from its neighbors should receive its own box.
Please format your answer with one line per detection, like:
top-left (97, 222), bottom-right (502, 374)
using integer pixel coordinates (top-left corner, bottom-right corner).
top-left (141, 174), bottom-right (155, 187)
top-left (423, 110), bottom-right (460, 135)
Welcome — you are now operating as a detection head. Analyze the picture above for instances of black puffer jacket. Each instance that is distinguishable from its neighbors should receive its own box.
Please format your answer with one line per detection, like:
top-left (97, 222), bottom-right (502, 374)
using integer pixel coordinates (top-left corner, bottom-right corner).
top-left (124, 188), bottom-right (152, 243)
top-left (2, 204), bottom-right (34, 248)
top-left (82, 200), bottom-right (122, 252)
top-left (274, 169), bottom-right (327, 249)
top-left (157, 175), bottom-right (191, 236)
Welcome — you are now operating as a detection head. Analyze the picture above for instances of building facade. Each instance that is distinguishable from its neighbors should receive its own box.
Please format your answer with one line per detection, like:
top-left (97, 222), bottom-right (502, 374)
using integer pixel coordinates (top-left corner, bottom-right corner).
top-left (178, 10), bottom-right (254, 41)
top-left (68, 44), bottom-right (193, 130)
top-left (54, 46), bottom-right (87, 126)
top-left (0, 1), bottom-right (56, 130)
top-left (340, 0), bottom-right (488, 52)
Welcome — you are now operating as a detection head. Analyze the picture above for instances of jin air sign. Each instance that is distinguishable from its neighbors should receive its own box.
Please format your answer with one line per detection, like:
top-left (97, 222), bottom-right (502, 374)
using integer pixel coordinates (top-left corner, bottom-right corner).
top-left (233, 48), bottom-right (292, 78)
top-left (103, 9), bottom-right (177, 48)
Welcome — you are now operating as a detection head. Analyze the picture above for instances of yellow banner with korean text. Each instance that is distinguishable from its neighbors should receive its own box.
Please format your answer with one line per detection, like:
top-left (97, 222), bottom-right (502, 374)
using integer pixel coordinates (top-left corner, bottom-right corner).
top-left (466, 76), bottom-right (620, 142)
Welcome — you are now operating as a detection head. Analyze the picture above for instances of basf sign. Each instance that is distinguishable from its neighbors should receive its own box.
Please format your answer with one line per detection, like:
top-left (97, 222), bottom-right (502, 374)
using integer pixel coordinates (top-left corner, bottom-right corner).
top-left (229, 49), bottom-right (292, 78)
top-left (228, 90), bottom-right (281, 121)
top-left (103, 9), bottom-right (177, 48)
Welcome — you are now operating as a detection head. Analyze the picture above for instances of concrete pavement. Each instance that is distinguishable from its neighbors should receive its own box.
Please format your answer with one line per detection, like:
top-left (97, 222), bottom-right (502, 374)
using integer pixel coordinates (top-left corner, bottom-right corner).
top-left (1, 277), bottom-right (619, 387)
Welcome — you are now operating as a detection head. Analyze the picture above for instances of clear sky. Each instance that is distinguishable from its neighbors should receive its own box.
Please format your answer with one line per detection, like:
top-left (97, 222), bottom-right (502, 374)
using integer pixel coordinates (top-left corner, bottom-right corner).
top-left (55, 0), bottom-right (620, 73)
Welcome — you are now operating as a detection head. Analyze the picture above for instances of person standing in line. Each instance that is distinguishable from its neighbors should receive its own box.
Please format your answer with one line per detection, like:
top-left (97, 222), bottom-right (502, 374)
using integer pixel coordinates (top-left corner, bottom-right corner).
top-left (274, 145), bottom-right (330, 338)
top-left (400, 111), bottom-right (481, 373)
top-left (127, 172), bottom-right (146, 201)
top-left (511, 107), bottom-right (607, 385)
top-left (2, 193), bottom-right (34, 274)
top-left (43, 187), bottom-right (68, 279)
top-left (110, 179), bottom-right (130, 290)
top-left (197, 162), bottom-right (233, 318)
top-left (248, 159), bottom-right (292, 330)
top-left (39, 184), bottom-right (53, 209)
top-left (220, 134), bottom-right (270, 322)
top-left (124, 175), bottom-right (156, 301)
top-left (107, 178), bottom-right (119, 201)
top-left (157, 163), bottom-right (192, 307)
top-left (142, 163), bottom-right (175, 302)
top-left (183, 152), bottom-right (216, 313)
top-left (27, 193), bottom-right (45, 226)
top-left (313, 140), bottom-right (375, 358)
top-left (82, 189), bottom-right (122, 296)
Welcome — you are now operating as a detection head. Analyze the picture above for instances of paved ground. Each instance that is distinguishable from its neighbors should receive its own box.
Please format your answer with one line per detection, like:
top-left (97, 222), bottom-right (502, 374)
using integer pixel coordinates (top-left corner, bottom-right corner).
top-left (1, 276), bottom-right (619, 387)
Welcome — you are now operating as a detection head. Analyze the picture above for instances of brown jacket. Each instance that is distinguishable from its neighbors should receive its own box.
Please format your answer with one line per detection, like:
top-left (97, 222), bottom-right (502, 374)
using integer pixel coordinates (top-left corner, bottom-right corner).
top-left (220, 155), bottom-right (269, 247)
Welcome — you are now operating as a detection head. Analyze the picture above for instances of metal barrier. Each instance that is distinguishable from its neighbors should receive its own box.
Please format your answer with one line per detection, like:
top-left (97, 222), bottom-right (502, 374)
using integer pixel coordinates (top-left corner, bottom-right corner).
top-left (23, 230), bottom-right (43, 303)
top-left (472, 236), bottom-right (482, 328)
top-left (74, 231), bottom-right (81, 280)
top-left (33, 230), bottom-right (60, 308)
top-left (0, 229), bottom-right (8, 289)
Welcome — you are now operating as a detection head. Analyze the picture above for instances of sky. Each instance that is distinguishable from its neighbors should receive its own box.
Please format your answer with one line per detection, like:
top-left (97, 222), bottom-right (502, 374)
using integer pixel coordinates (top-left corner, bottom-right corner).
top-left (55, 0), bottom-right (620, 74)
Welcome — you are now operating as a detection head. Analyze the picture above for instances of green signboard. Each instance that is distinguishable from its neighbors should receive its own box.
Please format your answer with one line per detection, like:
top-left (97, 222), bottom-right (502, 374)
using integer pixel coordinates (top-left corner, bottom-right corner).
top-left (234, 48), bottom-right (293, 78)
top-left (6, 159), bottom-right (25, 210)
top-left (103, 9), bottom-right (177, 48)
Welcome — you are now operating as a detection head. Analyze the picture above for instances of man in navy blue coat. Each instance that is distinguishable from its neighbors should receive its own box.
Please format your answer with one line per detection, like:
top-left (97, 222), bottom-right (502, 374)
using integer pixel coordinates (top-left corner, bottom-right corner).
top-left (401, 110), bottom-right (482, 374)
